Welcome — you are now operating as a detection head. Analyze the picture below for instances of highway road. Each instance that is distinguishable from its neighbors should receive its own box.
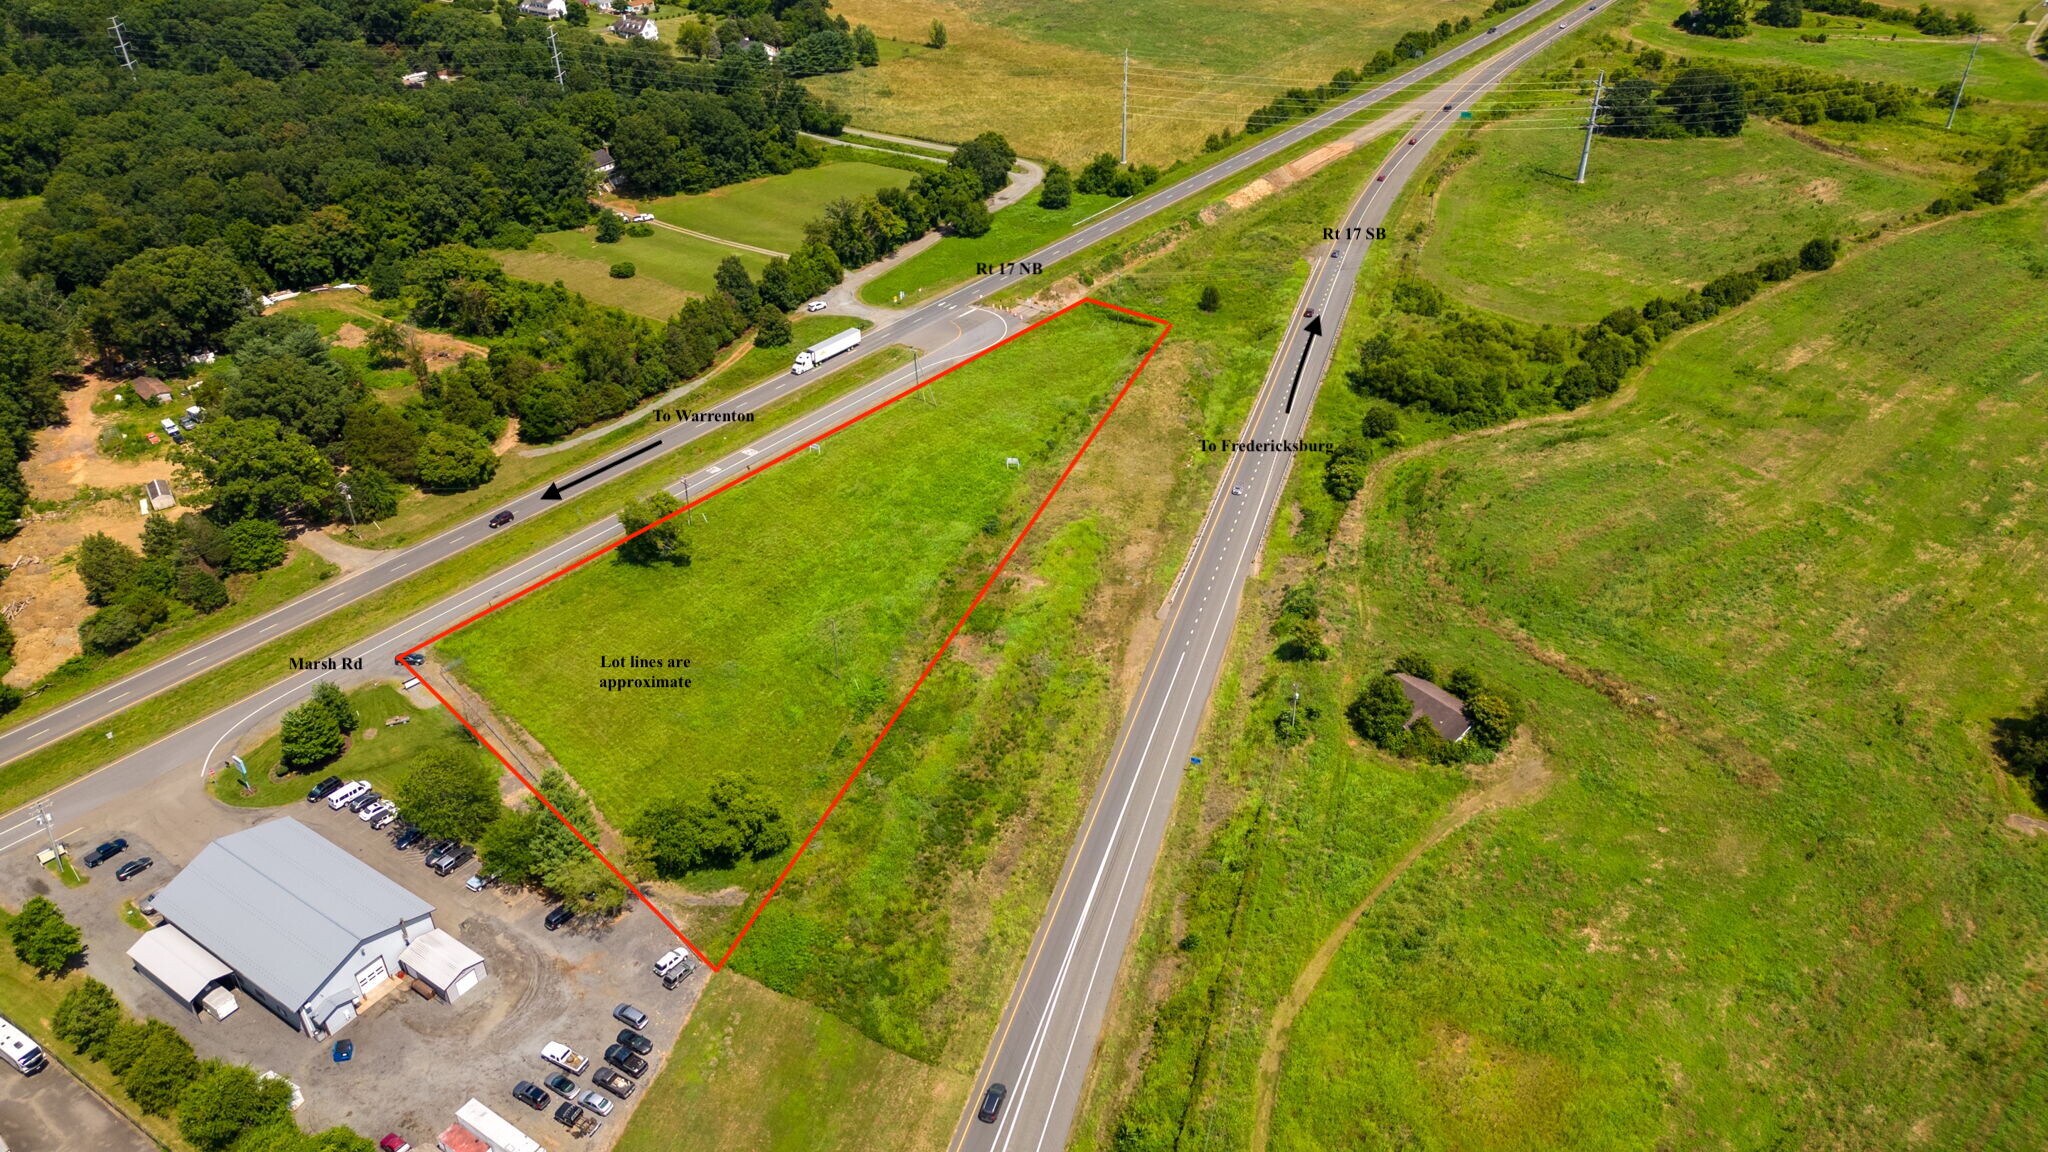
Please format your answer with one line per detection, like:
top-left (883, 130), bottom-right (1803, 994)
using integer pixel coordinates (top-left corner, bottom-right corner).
top-left (949, 3), bottom-right (1603, 1149)
top-left (0, 0), bottom-right (1581, 789)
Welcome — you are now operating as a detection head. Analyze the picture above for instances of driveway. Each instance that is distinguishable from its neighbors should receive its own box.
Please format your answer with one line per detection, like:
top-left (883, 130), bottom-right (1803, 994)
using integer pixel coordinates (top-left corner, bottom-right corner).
top-left (1, 761), bottom-right (704, 1150)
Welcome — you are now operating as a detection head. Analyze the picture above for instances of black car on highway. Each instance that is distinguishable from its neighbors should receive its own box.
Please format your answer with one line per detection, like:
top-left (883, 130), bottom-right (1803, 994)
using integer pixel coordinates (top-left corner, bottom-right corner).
top-left (489, 510), bottom-right (515, 529)
top-left (115, 857), bottom-right (153, 882)
top-left (978, 1083), bottom-right (1007, 1123)
top-left (603, 1045), bottom-right (648, 1079)
top-left (512, 1081), bottom-right (549, 1110)
top-left (81, 838), bottom-right (128, 868)
top-left (306, 776), bottom-right (344, 803)
top-left (615, 1029), bottom-right (652, 1057)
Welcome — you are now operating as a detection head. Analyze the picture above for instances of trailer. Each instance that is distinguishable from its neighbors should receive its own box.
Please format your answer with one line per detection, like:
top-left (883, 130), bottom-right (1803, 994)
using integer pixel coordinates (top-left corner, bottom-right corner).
top-left (0, 1014), bottom-right (47, 1075)
top-left (790, 327), bottom-right (861, 375)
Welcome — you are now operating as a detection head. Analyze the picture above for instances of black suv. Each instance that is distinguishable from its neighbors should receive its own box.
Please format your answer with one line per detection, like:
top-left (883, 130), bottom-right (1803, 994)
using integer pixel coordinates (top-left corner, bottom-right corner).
top-left (512, 1081), bottom-right (549, 1110)
top-left (489, 510), bottom-right (515, 529)
top-left (978, 1083), bottom-right (1007, 1124)
top-left (603, 1045), bottom-right (648, 1078)
top-left (544, 905), bottom-right (574, 932)
top-left (432, 845), bottom-right (474, 876)
top-left (392, 825), bottom-right (424, 850)
top-left (554, 1102), bottom-right (585, 1129)
top-left (81, 838), bottom-right (128, 868)
top-left (306, 776), bottom-right (344, 803)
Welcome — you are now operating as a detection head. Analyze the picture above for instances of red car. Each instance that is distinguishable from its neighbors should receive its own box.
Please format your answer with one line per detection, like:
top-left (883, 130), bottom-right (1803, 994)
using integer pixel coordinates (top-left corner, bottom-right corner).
top-left (379, 1137), bottom-right (411, 1152)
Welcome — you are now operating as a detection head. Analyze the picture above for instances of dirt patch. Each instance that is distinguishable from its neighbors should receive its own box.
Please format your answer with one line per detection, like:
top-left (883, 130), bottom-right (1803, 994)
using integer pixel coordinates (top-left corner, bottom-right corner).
top-left (332, 322), bottom-right (370, 349)
top-left (4, 502), bottom-right (148, 685)
top-left (2005, 813), bottom-right (2048, 837)
top-left (271, 297), bottom-right (486, 371)
top-left (25, 382), bottom-right (173, 501)
top-left (1248, 734), bottom-right (1553, 1152)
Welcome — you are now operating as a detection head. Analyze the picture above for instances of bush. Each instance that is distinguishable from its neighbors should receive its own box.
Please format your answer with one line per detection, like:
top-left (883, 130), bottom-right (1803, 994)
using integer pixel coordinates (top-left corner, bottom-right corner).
top-left (596, 212), bottom-right (625, 243)
top-left (224, 518), bottom-right (287, 574)
top-left (1361, 402), bottom-right (1399, 441)
top-left (1468, 692), bottom-right (1516, 748)
top-left (1038, 163), bottom-right (1072, 210)
top-left (1197, 285), bottom-right (1221, 313)
top-left (175, 563), bottom-right (230, 612)
top-left (633, 774), bottom-right (792, 876)
top-left (8, 896), bottom-right (82, 976)
top-left (1993, 689), bottom-right (2048, 795)
top-left (112, 1020), bottom-right (200, 1115)
top-left (1799, 236), bottom-right (1840, 271)
top-left (608, 261), bottom-right (636, 279)
top-left (618, 493), bottom-right (691, 565)
top-left (1391, 651), bottom-right (1435, 681)
top-left (1347, 675), bottom-right (1413, 748)
top-left (53, 978), bottom-right (124, 1057)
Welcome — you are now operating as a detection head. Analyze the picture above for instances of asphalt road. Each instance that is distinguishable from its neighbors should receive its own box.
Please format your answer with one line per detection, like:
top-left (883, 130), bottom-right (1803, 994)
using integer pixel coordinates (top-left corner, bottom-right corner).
top-left (949, 3), bottom-right (1604, 1149)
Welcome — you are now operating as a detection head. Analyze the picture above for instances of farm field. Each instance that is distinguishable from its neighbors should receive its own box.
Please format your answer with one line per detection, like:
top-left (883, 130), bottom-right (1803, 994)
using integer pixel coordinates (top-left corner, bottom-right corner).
top-left (859, 190), bottom-right (1121, 306)
top-left (1418, 118), bottom-right (1939, 323)
top-left (435, 306), bottom-right (1159, 955)
top-left (645, 159), bottom-right (918, 254)
top-left (1091, 196), bottom-right (2048, 1151)
top-left (496, 226), bottom-right (765, 318)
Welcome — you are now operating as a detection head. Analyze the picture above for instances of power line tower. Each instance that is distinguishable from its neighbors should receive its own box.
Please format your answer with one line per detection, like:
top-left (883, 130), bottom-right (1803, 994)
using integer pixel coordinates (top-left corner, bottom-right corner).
top-left (548, 25), bottom-right (566, 87)
top-left (1945, 34), bottom-right (1981, 129)
top-left (1120, 48), bottom-right (1129, 164)
top-left (1575, 70), bottom-right (1605, 185)
top-left (109, 16), bottom-right (137, 74)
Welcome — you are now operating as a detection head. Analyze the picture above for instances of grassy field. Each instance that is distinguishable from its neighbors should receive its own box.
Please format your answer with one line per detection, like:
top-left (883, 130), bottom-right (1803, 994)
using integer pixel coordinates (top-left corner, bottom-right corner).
top-left (436, 308), bottom-right (1155, 949)
top-left (619, 974), bottom-right (965, 1152)
top-left (210, 682), bottom-right (473, 807)
top-left (859, 191), bottom-right (1121, 306)
top-left (809, 0), bottom-right (1505, 163)
top-left (497, 227), bottom-right (765, 318)
top-left (646, 160), bottom-right (916, 254)
top-left (1418, 118), bottom-right (1940, 323)
top-left (1089, 196), bottom-right (2048, 1151)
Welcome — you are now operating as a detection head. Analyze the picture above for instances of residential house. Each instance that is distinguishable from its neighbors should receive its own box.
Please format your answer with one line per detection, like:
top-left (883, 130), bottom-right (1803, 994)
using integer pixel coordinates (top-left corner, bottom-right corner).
top-left (1392, 673), bottom-right (1473, 742)
top-left (518, 0), bottom-right (567, 18)
top-left (611, 13), bottom-right (659, 39)
top-left (132, 377), bottom-right (172, 405)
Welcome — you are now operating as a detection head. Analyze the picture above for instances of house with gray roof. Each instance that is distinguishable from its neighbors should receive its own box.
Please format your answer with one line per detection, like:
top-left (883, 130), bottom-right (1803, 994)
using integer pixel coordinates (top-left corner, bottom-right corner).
top-left (1393, 672), bottom-right (1472, 742)
top-left (146, 818), bottom-right (441, 1038)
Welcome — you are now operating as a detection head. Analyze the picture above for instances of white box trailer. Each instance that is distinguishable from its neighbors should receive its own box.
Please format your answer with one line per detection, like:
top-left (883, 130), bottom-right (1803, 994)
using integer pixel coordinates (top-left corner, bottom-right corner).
top-left (0, 1013), bottom-right (47, 1075)
top-left (449, 1098), bottom-right (545, 1152)
top-left (790, 327), bottom-right (861, 375)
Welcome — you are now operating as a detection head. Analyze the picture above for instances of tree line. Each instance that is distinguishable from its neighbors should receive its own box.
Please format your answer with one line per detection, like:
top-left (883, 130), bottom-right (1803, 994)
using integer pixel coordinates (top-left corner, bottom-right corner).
top-left (1234, 15), bottom-right (1477, 141)
top-left (1681, 0), bottom-right (1981, 37)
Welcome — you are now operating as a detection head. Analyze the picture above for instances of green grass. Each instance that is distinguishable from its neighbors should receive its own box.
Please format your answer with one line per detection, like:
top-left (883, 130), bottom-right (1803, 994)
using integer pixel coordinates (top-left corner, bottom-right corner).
top-left (858, 192), bottom-right (1121, 306)
top-left (647, 160), bottom-right (916, 254)
top-left (619, 975), bottom-right (964, 1152)
top-left (119, 902), bottom-right (149, 932)
top-left (437, 308), bottom-right (1154, 948)
top-left (1097, 197), bottom-right (2048, 1151)
top-left (43, 856), bottom-right (86, 888)
top-left (1418, 118), bottom-right (1940, 323)
top-left (210, 683), bottom-right (473, 807)
top-left (0, 196), bottom-right (39, 276)
top-left (498, 227), bottom-right (766, 318)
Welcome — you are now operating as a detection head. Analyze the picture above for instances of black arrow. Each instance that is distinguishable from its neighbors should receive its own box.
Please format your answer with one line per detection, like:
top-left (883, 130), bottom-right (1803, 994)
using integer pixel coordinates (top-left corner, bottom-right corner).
top-left (1283, 315), bottom-right (1323, 414)
top-left (541, 439), bottom-right (665, 500)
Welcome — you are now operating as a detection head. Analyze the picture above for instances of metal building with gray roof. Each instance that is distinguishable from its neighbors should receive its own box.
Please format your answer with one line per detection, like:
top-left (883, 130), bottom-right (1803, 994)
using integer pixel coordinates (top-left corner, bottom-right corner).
top-left (147, 817), bottom-right (438, 1038)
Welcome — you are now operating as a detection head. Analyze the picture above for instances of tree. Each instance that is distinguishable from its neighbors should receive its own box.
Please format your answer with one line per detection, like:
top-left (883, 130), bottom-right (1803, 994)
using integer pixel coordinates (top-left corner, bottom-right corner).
top-left (397, 748), bottom-right (504, 842)
top-left (1799, 236), bottom-right (1839, 271)
top-left (1271, 583), bottom-right (1327, 661)
top-left (753, 306), bottom-right (791, 348)
top-left (1346, 675), bottom-right (1414, 749)
top-left (8, 895), bottom-right (82, 977)
top-left (1662, 67), bottom-right (1747, 136)
top-left (1360, 402), bottom-right (1399, 441)
top-left (609, 261), bottom-right (636, 279)
top-left (1197, 285), bottom-right (1221, 313)
top-left (949, 132), bottom-right (1016, 198)
top-left (1602, 77), bottom-right (1660, 138)
top-left (714, 256), bottom-right (759, 312)
top-left (79, 594), bottom-right (169, 655)
top-left (1446, 666), bottom-right (1484, 700)
top-left (140, 514), bottom-right (184, 562)
top-left (224, 518), bottom-right (287, 574)
top-left (179, 1063), bottom-right (294, 1151)
top-left (853, 24), bottom-right (879, 66)
top-left (343, 403), bottom-right (422, 483)
top-left (307, 681), bottom-right (358, 734)
top-left (53, 978), bottom-right (124, 1057)
top-left (364, 322), bottom-right (407, 369)
top-left (1756, 0), bottom-right (1802, 24)
top-left (87, 246), bottom-right (249, 367)
top-left (75, 533), bottom-right (143, 607)
top-left (1075, 152), bottom-right (1120, 195)
top-left (1392, 651), bottom-right (1435, 681)
top-left (596, 212), bottom-right (626, 244)
top-left (633, 773), bottom-right (792, 876)
top-left (1678, 0), bottom-right (1750, 36)
top-left (1038, 163), bottom-right (1072, 210)
top-left (618, 493), bottom-right (691, 565)
top-left (1994, 689), bottom-right (2048, 796)
top-left (926, 19), bottom-right (947, 47)
top-left (1468, 692), bottom-right (1516, 749)
top-left (279, 698), bottom-right (345, 768)
top-left (337, 466), bottom-right (401, 523)
top-left (175, 563), bottom-right (230, 613)
top-left (182, 417), bottom-right (338, 523)
top-left (113, 1020), bottom-right (201, 1116)
top-left (415, 425), bottom-right (499, 492)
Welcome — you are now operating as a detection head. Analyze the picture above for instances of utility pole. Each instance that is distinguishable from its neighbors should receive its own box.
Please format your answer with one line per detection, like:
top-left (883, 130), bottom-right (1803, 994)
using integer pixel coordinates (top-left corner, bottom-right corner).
top-left (109, 16), bottom-right (137, 74)
top-left (548, 25), bottom-right (566, 87)
top-left (1945, 34), bottom-right (1981, 129)
top-left (1575, 70), bottom-right (1605, 185)
top-left (1120, 48), bottom-right (1129, 164)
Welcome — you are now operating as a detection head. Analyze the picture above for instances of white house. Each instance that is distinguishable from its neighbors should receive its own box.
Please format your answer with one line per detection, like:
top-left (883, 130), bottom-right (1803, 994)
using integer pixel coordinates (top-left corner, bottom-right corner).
top-left (611, 13), bottom-right (659, 39)
top-left (517, 0), bottom-right (567, 18)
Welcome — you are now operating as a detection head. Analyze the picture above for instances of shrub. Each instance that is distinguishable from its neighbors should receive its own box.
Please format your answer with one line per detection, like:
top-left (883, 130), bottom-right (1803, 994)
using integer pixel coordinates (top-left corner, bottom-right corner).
top-left (8, 896), bottom-right (82, 976)
top-left (595, 212), bottom-right (625, 243)
top-left (608, 261), bottom-right (636, 279)
top-left (618, 493), bottom-right (691, 565)
top-left (633, 774), bottom-right (792, 876)
top-left (53, 978), bottom-right (124, 1056)
top-left (224, 518), bottom-right (287, 574)
top-left (1038, 163), bottom-right (1072, 210)
top-left (1468, 692), bottom-right (1517, 748)
top-left (1197, 285), bottom-right (1221, 312)
top-left (1347, 675), bottom-right (1414, 748)
top-left (1993, 689), bottom-right (2048, 795)
top-left (1799, 236), bottom-right (1840, 271)
top-left (1392, 651), bottom-right (1436, 680)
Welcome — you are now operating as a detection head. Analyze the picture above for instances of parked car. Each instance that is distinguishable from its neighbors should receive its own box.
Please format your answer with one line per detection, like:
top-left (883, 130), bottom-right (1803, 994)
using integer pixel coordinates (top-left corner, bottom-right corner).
top-left (370, 808), bottom-right (399, 831)
top-left (541, 1042), bottom-right (590, 1075)
top-left (331, 1039), bottom-right (353, 1063)
top-left (978, 1083), bottom-right (1008, 1123)
top-left (432, 845), bottom-right (474, 876)
top-left (465, 872), bottom-right (496, 892)
top-left (545, 905), bottom-right (575, 932)
top-left (327, 780), bottom-right (371, 811)
top-left (307, 776), bottom-right (344, 803)
top-left (613, 1004), bottom-right (650, 1031)
top-left (424, 838), bottom-right (456, 861)
top-left (378, 1136), bottom-right (411, 1152)
top-left (579, 1090), bottom-right (614, 1117)
top-left (593, 1068), bottom-right (635, 1099)
top-left (805, 301), bottom-right (827, 312)
top-left (359, 799), bottom-right (395, 822)
top-left (512, 1081), bottom-right (549, 1110)
top-left (553, 1101), bottom-right (586, 1130)
top-left (82, 838), bottom-right (129, 868)
top-left (392, 825), bottom-right (425, 850)
top-left (652, 948), bottom-right (692, 980)
top-left (489, 510), bottom-right (515, 529)
top-left (603, 1045), bottom-right (648, 1079)
top-left (631, 213), bottom-right (655, 223)
top-left (115, 857), bottom-right (153, 882)
top-left (346, 789), bottom-right (381, 814)
top-left (544, 1072), bottom-right (578, 1097)
top-left (615, 1029), bottom-right (652, 1057)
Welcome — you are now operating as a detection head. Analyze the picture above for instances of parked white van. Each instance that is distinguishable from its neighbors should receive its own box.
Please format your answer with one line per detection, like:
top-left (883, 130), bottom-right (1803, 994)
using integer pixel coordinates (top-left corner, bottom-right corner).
top-left (326, 779), bottom-right (372, 810)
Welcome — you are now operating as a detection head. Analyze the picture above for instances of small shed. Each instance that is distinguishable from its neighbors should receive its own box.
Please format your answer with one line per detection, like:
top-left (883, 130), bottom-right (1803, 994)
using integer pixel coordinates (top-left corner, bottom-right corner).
top-left (145, 479), bottom-right (176, 512)
top-left (1393, 673), bottom-right (1472, 742)
top-left (128, 924), bottom-right (234, 1011)
top-left (399, 928), bottom-right (488, 1002)
top-left (132, 377), bottom-right (173, 405)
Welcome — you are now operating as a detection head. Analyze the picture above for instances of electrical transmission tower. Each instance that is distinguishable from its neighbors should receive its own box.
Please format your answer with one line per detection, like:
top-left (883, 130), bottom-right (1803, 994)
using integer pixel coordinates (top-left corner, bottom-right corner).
top-left (548, 26), bottom-right (566, 87)
top-left (1120, 48), bottom-right (1129, 163)
top-left (1575, 70), bottom-right (1605, 185)
top-left (109, 16), bottom-right (137, 73)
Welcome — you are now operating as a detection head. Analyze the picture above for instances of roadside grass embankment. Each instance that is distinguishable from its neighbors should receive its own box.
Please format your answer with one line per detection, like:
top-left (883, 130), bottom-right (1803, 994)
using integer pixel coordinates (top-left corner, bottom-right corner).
top-left (857, 192), bottom-right (1123, 307)
top-left (646, 159), bottom-right (918, 254)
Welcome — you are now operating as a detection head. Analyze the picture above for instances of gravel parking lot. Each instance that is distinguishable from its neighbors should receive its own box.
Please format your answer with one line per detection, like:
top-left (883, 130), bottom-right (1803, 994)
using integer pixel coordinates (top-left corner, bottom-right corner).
top-left (2, 763), bottom-right (704, 1150)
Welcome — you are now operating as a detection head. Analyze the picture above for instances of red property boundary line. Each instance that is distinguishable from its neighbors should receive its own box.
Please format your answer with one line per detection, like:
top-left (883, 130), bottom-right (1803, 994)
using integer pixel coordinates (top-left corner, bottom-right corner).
top-left (399, 298), bottom-right (1171, 971)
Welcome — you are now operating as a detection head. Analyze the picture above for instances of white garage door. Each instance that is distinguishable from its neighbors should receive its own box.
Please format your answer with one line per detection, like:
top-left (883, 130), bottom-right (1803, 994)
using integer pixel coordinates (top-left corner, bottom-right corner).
top-left (354, 956), bottom-right (388, 995)
top-left (451, 968), bottom-right (481, 1000)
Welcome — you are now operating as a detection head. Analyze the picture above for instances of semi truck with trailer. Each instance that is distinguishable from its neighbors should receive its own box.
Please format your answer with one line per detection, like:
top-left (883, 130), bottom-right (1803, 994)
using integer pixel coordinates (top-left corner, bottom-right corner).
top-left (790, 327), bottom-right (861, 375)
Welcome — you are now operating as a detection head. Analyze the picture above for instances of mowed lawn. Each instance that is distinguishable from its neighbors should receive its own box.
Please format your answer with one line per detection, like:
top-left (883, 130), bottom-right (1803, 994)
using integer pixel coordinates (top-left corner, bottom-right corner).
top-left (496, 226), bottom-right (768, 319)
top-left (860, 191), bottom-right (1121, 306)
top-left (1256, 202), bottom-right (2048, 1148)
top-left (645, 160), bottom-right (915, 254)
top-left (212, 682), bottom-right (474, 808)
top-left (1419, 118), bottom-right (1938, 324)
top-left (436, 307), bottom-right (1156, 942)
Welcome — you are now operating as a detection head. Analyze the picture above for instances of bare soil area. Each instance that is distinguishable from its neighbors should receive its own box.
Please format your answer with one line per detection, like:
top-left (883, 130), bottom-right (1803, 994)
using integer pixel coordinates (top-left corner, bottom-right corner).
top-left (27, 383), bottom-right (170, 500)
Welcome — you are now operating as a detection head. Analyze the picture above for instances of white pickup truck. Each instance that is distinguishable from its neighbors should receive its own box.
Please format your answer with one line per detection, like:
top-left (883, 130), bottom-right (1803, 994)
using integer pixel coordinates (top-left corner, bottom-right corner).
top-left (541, 1041), bottom-right (589, 1075)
